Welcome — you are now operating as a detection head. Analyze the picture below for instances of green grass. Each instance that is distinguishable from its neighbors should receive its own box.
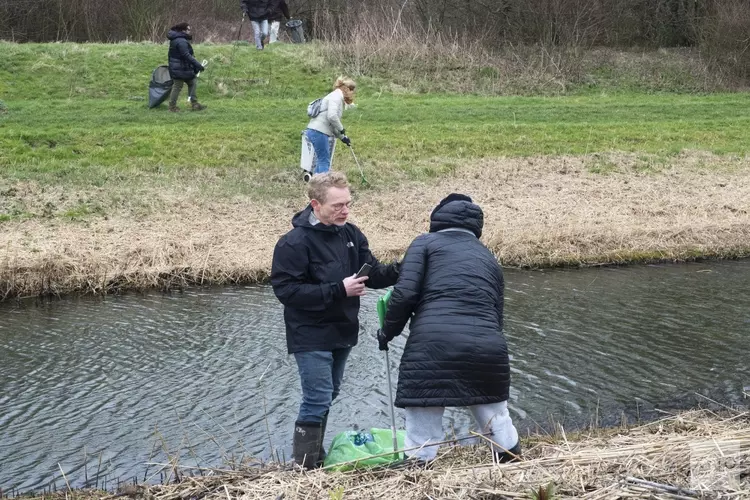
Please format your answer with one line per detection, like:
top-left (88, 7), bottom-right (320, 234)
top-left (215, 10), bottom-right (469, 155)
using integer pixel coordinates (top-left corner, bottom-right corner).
top-left (1, 41), bottom-right (750, 219)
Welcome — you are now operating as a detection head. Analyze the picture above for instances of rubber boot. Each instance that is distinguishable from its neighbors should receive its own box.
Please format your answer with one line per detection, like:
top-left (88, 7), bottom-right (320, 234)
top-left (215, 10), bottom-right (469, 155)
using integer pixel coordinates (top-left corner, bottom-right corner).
top-left (494, 442), bottom-right (522, 463)
top-left (168, 103), bottom-right (180, 112)
top-left (191, 101), bottom-right (206, 111)
top-left (293, 421), bottom-right (323, 470)
top-left (317, 411), bottom-right (329, 466)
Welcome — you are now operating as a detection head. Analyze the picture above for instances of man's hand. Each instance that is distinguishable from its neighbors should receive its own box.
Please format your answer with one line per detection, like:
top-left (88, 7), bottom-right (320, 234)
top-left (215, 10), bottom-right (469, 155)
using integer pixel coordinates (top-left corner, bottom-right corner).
top-left (377, 329), bottom-right (389, 351)
top-left (341, 135), bottom-right (351, 147)
top-left (343, 274), bottom-right (368, 297)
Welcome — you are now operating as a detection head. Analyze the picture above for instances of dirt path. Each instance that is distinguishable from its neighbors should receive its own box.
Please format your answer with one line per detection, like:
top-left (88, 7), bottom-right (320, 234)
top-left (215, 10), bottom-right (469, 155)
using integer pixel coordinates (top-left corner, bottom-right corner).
top-left (2, 152), bottom-right (749, 298)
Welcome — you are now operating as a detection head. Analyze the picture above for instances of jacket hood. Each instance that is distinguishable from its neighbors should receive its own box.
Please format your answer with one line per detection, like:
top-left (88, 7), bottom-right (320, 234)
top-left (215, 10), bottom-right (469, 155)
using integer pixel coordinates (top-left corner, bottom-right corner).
top-left (429, 193), bottom-right (483, 238)
top-left (168, 30), bottom-right (192, 41)
top-left (291, 204), bottom-right (343, 232)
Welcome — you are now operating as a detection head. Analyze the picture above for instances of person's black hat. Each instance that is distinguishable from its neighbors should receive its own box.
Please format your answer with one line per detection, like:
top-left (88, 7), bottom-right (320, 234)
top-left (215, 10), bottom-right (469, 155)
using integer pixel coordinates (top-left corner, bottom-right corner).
top-left (430, 193), bottom-right (473, 219)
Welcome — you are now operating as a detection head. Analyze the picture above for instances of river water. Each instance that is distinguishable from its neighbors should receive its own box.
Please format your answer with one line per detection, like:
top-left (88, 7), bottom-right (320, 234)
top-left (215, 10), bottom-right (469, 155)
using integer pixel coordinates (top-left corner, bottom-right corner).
top-left (1, 260), bottom-right (748, 492)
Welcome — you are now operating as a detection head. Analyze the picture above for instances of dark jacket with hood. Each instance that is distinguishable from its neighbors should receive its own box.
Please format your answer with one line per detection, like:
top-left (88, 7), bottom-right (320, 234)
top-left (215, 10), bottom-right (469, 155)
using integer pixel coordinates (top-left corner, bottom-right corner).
top-left (241, 0), bottom-right (271, 21)
top-left (268, 0), bottom-right (290, 22)
top-left (271, 204), bottom-right (400, 354)
top-left (381, 194), bottom-right (511, 408)
top-left (167, 30), bottom-right (204, 81)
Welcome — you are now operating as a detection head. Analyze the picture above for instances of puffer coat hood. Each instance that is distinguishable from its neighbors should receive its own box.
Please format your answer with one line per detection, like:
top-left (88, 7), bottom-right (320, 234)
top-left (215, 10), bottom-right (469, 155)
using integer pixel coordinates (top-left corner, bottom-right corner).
top-left (429, 193), bottom-right (484, 238)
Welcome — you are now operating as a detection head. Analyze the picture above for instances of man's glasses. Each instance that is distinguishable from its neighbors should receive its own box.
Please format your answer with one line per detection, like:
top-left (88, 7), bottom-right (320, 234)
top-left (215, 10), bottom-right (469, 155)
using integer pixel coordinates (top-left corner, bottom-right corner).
top-left (329, 201), bottom-right (353, 212)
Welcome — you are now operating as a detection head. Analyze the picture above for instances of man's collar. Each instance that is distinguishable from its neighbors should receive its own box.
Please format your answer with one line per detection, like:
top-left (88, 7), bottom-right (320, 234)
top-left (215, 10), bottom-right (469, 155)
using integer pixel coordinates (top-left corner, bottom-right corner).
top-left (309, 210), bottom-right (321, 226)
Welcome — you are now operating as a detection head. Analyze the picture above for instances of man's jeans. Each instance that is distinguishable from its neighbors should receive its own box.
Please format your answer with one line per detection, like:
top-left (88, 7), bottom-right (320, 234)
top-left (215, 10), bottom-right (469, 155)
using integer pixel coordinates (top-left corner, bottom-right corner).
top-left (251, 20), bottom-right (269, 49)
top-left (294, 348), bottom-right (351, 423)
top-left (305, 128), bottom-right (336, 174)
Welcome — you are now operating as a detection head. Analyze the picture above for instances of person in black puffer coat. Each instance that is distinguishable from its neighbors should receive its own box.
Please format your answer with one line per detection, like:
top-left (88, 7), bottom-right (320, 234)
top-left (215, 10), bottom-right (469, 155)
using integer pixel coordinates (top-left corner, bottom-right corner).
top-left (166, 22), bottom-right (206, 112)
top-left (378, 193), bottom-right (521, 465)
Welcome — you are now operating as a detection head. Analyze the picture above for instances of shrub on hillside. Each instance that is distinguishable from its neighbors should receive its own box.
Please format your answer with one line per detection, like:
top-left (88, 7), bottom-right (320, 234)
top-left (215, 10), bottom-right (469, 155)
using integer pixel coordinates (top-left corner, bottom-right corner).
top-left (697, 0), bottom-right (750, 86)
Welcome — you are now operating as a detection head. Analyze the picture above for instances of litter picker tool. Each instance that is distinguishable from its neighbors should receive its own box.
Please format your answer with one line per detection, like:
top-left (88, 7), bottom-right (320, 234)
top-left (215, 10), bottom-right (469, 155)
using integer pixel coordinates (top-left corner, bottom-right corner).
top-left (376, 290), bottom-right (398, 458)
top-left (196, 59), bottom-right (209, 77)
top-left (189, 59), bottom-right (210, 102)
top-left (348, 145), bottom-right (370, 187)
top-left (237, 12), bottom-right (246, 42)
top-left (222, 12), bottom-right (245, 80)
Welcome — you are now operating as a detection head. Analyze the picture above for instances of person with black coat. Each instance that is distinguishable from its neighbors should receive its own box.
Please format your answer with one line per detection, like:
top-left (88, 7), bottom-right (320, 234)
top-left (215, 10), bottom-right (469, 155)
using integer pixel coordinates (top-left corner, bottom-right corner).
top-left (268, 0), bottom-right (290, 43)
top-left (377, 193), bottom-right (521, 465)
top-left (166, 22), bottom-right (206, 112)
top-left (271, 171), bottom-right (400, 469)
top-left (240, 0), bottom-right (271, 49)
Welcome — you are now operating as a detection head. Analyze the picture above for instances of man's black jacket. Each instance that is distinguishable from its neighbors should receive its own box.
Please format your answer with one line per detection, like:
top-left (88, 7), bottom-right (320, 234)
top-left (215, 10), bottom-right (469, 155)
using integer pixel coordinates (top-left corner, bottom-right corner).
top-left (241, 0), bottom-right (271, 21)
top-left (271, 204), bottom-right (399, 353)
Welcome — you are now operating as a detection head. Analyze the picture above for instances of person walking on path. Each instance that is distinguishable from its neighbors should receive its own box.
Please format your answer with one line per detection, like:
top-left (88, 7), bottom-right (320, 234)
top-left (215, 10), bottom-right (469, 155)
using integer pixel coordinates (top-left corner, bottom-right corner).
top-left (377, 193), bottom-right (522, 466)
top-left (241, 0), bottom-right (271, 49)
top-left (271, 172), bottom-right (400, 469)
top-left (166, 22), bottom-right (206, 112)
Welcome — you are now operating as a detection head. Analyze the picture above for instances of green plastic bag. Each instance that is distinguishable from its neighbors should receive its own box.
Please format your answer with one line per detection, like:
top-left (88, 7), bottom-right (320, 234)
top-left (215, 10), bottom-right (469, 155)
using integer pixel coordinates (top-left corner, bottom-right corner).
top-left (323, 428), bottom-right (405, 471)
top-left (376, 289), bottom-right (392, 329)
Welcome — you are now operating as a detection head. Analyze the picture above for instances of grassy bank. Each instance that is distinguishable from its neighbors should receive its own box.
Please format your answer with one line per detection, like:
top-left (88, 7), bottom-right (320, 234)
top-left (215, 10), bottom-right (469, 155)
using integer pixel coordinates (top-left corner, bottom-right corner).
top-left (1, 42), bottom-right (750, 298)
top-left (11, 409), bottom-right (750, 499)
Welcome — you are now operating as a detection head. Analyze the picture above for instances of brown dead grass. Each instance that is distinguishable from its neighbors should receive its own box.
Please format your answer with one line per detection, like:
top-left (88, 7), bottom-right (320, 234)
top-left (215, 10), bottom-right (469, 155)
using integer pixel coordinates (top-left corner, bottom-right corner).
top-left (1, 151), bottom-right (750, 299)
top-left (25, 409), bottom-right (749, 499)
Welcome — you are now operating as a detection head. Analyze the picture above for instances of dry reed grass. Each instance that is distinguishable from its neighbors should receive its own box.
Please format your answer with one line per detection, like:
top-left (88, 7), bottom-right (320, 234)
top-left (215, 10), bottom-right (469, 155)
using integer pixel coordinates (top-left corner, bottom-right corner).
top-left (312, 7), bottom-right (723, 94)
top-left (1, 152), bottom-right (749, 299)
top-left (37, 409), bottom-right (747, 499)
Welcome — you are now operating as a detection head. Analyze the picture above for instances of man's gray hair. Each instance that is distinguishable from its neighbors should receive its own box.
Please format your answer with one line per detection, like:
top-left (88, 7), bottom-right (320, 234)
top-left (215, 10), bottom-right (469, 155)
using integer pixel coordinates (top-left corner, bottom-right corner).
top-left (307, 172), bottom-right (350, 203)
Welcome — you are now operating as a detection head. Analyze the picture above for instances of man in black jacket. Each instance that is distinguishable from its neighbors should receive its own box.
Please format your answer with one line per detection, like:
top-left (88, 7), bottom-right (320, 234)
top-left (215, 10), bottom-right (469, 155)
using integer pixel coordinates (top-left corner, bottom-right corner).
top-left (271, 171), bottom-right (400, 469)
top-left (166, 23), bottom-right (206, 112)
top-left (240, 0), bottom-right (271, 49)
top-left (377, 193), bottom-right (521, 465)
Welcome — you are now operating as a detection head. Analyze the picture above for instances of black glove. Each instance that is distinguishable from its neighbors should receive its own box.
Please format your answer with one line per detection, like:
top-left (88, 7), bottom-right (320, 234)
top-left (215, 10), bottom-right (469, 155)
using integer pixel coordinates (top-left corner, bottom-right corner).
top-left (377, 329), bottom-right (389, 351)
top-left (197, 64), bottom-right (206, 72)
top-left (341, 135), bottom-right (351, 147)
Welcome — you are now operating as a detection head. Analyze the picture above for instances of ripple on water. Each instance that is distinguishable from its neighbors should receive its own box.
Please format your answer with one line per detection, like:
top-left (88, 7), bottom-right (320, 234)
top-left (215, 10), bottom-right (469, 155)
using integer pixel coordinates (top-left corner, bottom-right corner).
top-left (1, 261), bottom-right (749, 491)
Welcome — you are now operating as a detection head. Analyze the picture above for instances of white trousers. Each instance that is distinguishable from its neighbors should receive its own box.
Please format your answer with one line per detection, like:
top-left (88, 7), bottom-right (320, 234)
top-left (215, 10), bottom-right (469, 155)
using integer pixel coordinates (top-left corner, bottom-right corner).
top-left (404, 401), bottom-right (519, 461)
top-left (269, 21), bottom-right (281, 43)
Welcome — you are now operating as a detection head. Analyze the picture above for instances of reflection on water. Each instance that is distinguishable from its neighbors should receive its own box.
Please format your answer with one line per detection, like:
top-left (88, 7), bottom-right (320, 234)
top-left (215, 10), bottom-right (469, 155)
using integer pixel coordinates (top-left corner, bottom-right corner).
top-left (1, 260), bottom-right (748, 492)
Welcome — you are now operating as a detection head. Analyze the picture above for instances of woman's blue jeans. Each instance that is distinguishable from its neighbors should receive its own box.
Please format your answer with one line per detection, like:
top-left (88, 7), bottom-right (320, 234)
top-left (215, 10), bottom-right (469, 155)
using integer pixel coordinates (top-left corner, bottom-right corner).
top-left (305, 128), bottom-right (335, 174)
top-left (294, 348), bottom-right (352, 423)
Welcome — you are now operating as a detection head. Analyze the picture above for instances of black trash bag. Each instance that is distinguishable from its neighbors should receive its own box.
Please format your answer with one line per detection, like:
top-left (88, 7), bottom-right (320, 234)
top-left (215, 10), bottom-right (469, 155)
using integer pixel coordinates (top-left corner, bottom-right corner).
top-left (148, 65), bottom-right (173, 108)
top-left (285, 19), bottom-right (306, 44)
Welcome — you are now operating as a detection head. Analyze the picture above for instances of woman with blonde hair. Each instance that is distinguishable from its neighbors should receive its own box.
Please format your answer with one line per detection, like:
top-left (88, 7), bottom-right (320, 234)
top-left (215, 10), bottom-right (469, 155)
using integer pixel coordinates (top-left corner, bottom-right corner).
top-left (302, 77), bottom-right (356, 180)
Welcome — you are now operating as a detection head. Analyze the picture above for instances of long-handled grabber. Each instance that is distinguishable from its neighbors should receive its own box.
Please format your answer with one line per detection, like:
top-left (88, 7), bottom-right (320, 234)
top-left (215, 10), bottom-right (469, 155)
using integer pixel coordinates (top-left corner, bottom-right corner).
top-left (383, 349), bottom-right (399, 458)
top-left (377, 290), bottom-right (398, 458)
top-left (347, 145), bottom-right (370, 186)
